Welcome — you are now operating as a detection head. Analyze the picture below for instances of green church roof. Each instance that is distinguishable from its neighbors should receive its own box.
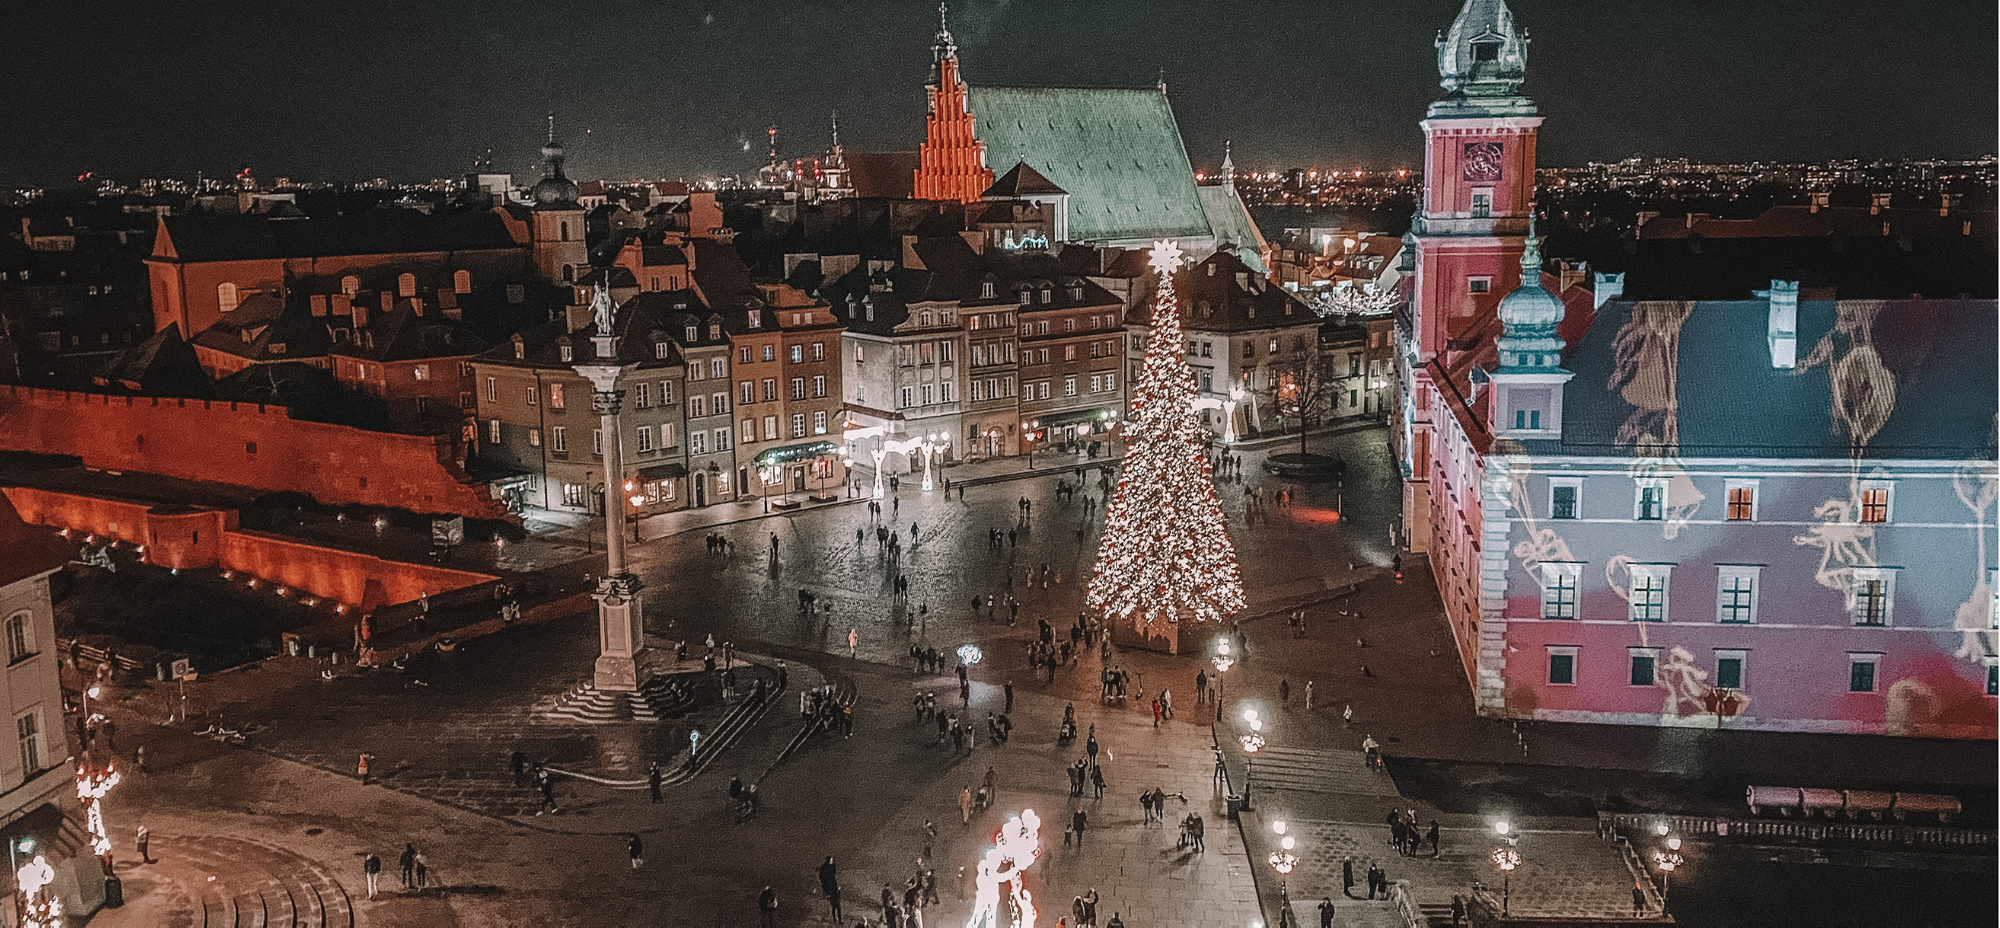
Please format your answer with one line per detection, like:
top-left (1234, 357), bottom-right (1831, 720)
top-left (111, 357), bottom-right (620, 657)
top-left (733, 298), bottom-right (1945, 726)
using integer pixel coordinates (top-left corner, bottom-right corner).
top-left (1196, 185), bottom-right (1268, 274)
top-left (966, 86), bottom-right (1211, 246)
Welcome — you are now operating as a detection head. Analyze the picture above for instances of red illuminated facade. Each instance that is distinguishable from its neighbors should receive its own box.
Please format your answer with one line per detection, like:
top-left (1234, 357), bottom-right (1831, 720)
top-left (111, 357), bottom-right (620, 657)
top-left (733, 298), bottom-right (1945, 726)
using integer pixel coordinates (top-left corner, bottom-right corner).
top-left (911, 17), bottom-right (993, 203)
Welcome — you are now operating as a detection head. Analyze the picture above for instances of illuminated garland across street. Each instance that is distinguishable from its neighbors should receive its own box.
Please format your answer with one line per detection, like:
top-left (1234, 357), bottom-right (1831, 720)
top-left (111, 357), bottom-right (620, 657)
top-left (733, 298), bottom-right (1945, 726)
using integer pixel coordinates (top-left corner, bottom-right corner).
top-left (1085, 240), bottom-right (1246, 651)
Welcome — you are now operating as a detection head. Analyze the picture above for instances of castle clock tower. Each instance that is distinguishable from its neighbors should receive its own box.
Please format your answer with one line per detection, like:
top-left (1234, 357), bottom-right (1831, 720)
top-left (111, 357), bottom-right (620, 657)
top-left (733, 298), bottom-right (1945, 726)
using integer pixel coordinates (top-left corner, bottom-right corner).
top-left (1397, 0), bottom-right (1542, 553)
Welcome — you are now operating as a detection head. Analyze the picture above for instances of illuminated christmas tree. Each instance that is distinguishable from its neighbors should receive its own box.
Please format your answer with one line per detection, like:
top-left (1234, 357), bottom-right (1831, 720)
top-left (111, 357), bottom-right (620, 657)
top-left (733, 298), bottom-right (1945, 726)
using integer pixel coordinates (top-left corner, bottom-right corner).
top-left (1086, 240), bottom-right (1245, 653)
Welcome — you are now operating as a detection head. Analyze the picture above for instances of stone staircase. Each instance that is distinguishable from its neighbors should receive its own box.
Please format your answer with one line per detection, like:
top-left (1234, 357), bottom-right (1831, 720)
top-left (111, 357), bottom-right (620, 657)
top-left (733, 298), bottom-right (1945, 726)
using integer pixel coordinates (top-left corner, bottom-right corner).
top-left (115, 835), bottom-right (354, 928)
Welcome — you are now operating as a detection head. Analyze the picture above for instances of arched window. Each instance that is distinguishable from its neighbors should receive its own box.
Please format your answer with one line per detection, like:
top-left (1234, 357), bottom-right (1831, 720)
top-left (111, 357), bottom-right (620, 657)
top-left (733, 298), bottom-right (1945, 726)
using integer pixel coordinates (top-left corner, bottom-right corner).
top-left (560, 221), bottom-right (570, 240)
top-left (397, 273), bottom-right (417, 298)
top-left (453, 270), bottom-right (471, 294)
top-left (5, 610), bottom-right (31, 662)
top-left (216, 282), bottom-right (239, 312)
top-left (340, 276), bottom-right (360, 296)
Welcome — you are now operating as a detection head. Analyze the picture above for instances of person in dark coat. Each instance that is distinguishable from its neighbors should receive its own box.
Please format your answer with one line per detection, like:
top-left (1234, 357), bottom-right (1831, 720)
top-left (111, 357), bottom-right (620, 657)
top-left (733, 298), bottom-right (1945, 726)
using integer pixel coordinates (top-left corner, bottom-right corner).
top-left (1342, 856), bottom-right (1356, 897)
top-left (759, 885), bottom-right (779, 926)
top-left (818, 856), bottom-right (842, 922)
top-left (1072, 807), bottom-right (1088, 847)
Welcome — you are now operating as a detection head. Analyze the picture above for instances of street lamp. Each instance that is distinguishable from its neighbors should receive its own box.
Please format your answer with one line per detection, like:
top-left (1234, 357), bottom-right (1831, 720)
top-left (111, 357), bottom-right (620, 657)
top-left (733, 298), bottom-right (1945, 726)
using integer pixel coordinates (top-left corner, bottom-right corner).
top-left (1491, 847), bottom-right (1520, 916)
top-left (1652, 830), bottom-right (1683, 916)
top-left (921, 431), bottom-right (945, 492)
top-left (1023, 420), bottom-right (1040, 468)
top-left (1211, 637), bottom-right (1234, 722)
top-left (1268, 819), bottom-right (1299, 928)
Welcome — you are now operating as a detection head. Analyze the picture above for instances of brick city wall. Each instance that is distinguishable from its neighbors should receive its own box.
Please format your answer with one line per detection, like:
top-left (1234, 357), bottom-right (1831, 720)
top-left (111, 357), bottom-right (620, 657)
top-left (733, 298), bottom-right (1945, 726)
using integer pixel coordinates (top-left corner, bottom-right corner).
top-left (2, 486), bottom-right (494, 608)
top-left (0, 386), bottom-right (506, 519)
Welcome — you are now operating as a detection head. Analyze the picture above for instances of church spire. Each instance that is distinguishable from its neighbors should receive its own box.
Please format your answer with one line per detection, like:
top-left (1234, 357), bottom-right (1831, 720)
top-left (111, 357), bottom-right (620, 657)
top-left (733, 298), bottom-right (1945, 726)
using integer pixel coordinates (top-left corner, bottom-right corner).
top-left (934, 2), bottom-right (957, 61)
top-left (1221, 141), bottom-right (1235, 194)
top-left (1436, 0), bottom-right (1529, 98)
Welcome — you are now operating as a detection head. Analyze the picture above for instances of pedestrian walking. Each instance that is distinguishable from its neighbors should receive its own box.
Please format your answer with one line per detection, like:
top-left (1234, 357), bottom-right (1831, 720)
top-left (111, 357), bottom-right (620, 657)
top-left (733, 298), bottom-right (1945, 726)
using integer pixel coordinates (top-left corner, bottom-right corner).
top-left (960, 785), bottom-right (974, 823)
top-left (1631, 882), bottom-right (1646, 916)
top-left (1305, 680), bottom-right (1314, 711)
top-left (649, 762), bottom-right (664, 803)
top-left (1318, 898), bottom-right (1335, 928)
top-left (1366, 862), bottom-right (1382, 900)
top-left (819, 856), bottom-right (843, 922)
top-left (1071, 806), bottom-right (1088, 847)
top-left (1451, 895), bottom-right (1467, 926)
top-left (628, 834), bottom-right (644, 869)
top-left (1005, 680), bottom-right (1014, 713)
top-left (760, 885), bottom-right (780, 926)
top-left (135, 824), bottom-right (150, 864)
top-left (1090, 764), bottom-right (1105, 799)
top-left (1160, 688), bottom-right (1173, 719)
top-left (1280, 679), bottom-right (1291, 705)
top-left (1344, 703), bottom-right (1354, 728)
top-left (1428, 820), bottom-right (1441, 857)
top-left (848, 627), bottom-right (859, 658)
top-left (1151, 698), bottom-right (1161, 727)
top-left (1342, 856), bottom-right (1355, 898)
top-left (399, 843), bottom-right (416, 888)
top-left (361, 851), bottom-right (381, 899)
top-left (135, 744), bottom-right (146, 773)
top-left (413, 851), bottom-right (429, 890)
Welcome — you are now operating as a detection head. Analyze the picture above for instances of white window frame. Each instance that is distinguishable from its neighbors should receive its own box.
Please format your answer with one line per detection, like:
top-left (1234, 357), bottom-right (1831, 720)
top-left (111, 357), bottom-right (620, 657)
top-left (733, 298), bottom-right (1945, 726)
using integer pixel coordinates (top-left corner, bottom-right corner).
top-left (549, 425), bottom-right (566, 453)
top-left (634, 383), bottom-right (651, 408)
top-left (1716, 565), bottom-right (1760, 624)
top-left (5, 611), bottom-right (33, 663)
top-left (636, 426), bottom-right (654, 453)
top-left (1633, 478), bottom-right (1667, 521)
top-left (1714, 649), bottom-right (1748, 690)
top-left (1858, 480), bottom-right (1893, 524)
top-left (741, 419), bottom-right (756, 443)
top-left (1724, 479), bottom-right (1759, 522)
top-left (690, 431), bottom-right (707, 455)
top-left (714, 427), bottom-right (731, 451)
top-left (660, 423), bottom-right (674, 448)
top-left (1539, 563), bottom-right (1580, 620)
top-left (813, 410), bottom-right (828, 435)
top-left (484, 376), bottom-right (497, 403)
top-left (487, 419), bottom-right (501, 444)
top-left (1847, 652), bottom-right (1883, 694)
top-left (1850, 568), bottom-right (1895, 627)
top-left (1628, 647), bottom-right (1660, 687)
top-left (1628, 564), bottom-right (1671, 622)
top-left (1549, 478), bottom-right (1582, 520)
top-left (763, 416), bottom-right (778, 441)
top-left (1546, 646), bottom-right (1578, 686)
top-left (791, 413), bottom-right (807, 438)
top-left (15, 708), bottom-right (43, 776)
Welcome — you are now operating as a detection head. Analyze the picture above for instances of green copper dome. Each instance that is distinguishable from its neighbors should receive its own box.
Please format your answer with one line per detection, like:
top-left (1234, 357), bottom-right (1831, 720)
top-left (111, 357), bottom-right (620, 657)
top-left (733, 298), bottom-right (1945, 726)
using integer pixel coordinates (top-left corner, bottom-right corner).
top-left (1495, 218), bottom-right (1566, 372)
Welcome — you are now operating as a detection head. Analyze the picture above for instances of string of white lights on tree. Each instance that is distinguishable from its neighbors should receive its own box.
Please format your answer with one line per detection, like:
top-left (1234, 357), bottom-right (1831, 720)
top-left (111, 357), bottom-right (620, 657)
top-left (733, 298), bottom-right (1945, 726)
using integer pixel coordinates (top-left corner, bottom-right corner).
top-left (1085, 241), bottom-right (1246, 643)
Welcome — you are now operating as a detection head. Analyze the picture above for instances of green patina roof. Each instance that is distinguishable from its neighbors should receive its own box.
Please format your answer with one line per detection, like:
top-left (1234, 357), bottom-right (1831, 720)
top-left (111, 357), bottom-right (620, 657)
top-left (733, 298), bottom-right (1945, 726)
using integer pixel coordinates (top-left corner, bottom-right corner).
top-left (966, 86), bottom-right (1211, 245)
top-left (1196, 185), bottom-right (1268, 274)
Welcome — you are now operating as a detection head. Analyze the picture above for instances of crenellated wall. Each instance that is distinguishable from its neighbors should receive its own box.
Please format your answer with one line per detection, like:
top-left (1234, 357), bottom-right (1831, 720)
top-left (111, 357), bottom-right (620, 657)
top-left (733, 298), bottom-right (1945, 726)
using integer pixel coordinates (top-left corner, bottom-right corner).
top-left (0, 385), bottom-right (507, 519)
top-left (2, 486), bottom-right (493, 609)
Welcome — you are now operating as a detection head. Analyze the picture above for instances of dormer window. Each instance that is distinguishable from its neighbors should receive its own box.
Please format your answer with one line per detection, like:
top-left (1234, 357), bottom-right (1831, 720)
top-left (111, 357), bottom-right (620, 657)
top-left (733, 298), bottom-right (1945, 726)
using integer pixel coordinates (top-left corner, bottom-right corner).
top-left (686, 325), bottom-right (698, 341)
top-left (1069, 286), bottom-right (1084, 301)
top-left (981, 281), bottom-right (997, 299)
top-left (710, 323), bottom-right (722, 340)
top-left (656, 342), bottom-right (671, 360)
top-left (512, 335), bottom-right (525, 359)
top-left (1039, 288), bottom-right (1052, 304)
top-left (560, 345), bottom-right (574, 362)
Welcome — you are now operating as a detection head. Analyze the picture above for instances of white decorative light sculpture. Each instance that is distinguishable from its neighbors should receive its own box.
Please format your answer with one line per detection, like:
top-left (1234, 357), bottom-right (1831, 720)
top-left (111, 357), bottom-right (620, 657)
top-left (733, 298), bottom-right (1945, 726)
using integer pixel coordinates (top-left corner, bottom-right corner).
top-left (967, 809), bottom-right (1043, 928)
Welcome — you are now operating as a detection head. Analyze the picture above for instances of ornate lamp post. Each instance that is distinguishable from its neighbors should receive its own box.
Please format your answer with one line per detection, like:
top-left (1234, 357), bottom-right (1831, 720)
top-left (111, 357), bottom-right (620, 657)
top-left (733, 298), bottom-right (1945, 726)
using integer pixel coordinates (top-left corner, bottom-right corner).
top-left (1268, 819), bottom-right (1299, 928)
top-left (1490, 847), bottom-right (1520, 915)
top-left (571, 282), bottom-right (651, 692)
top-left (1211, 636), bottom-right (1234, 722)
top-left (77, 759), bottom-right (121, 905)
top-left (921, 431), bottom-right (946, 492)
top-left (1022, 420), bottom-right (1040, 468)
top-left (1651, 825), bottom-right (1683, 916)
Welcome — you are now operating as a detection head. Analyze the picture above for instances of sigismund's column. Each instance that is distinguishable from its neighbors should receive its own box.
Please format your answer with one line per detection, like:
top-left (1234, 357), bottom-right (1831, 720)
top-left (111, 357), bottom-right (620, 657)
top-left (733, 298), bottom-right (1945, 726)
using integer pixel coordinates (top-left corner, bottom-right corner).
top-left (573, 286), bottom-right (650, 691)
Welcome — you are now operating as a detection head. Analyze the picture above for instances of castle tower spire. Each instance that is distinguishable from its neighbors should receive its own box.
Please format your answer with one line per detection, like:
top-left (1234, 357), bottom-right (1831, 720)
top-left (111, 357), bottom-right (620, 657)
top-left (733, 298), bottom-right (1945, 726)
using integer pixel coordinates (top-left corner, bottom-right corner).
top-left (1493, 212), bottom-right (1566, 373)
top-left (1436, 0), bottom-right (1530, 100)
top-left (1221, 140), bottom-right (1235, 194)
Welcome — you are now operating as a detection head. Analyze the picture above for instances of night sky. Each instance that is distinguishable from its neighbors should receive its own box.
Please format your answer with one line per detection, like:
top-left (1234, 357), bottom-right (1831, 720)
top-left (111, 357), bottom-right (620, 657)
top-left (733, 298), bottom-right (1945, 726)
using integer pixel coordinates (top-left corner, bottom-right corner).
top-left (6, 0), bottom-right (1995, 187)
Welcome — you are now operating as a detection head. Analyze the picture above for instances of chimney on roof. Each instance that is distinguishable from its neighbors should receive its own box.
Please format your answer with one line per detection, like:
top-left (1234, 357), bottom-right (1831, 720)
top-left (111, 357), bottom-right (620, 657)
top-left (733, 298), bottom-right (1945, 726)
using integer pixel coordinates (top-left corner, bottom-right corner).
top-left (1591, 271), bottom-right (1625, 310)
top-left (1755, 279), bottom-right (1799, 369)
top-left (1809, 191), bottom-right (1829, 213)
top-left (1558, 259), bottom-right (1589, 292)
top-left (1871, 192), bottom-right (1892, 215)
